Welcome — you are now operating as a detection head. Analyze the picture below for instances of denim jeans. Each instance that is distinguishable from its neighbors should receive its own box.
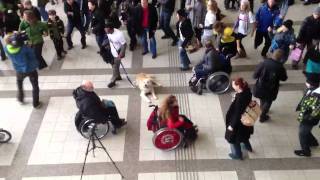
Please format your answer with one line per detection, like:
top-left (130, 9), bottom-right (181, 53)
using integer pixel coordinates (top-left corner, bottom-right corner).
top-left (279, 0), bottom-right (289, 18)
top-left (230, 140), bottom-right (252, 159)
top-left (16, 70), bottom-right (40, 107)
top-left (140, 28), bottom-right (157, 56)
top-left (194, 65), bottom-right (209, 79)
top-left (299, 123), bottom-right (319, 153)
top-left (37, 6), bottom-right (48, 21)
top-left (95, 34), bottom-right (104, 48)
top-left (160, 9), bottom-right (176, 41)
top-left (66, 21), bottom-right (86, 48)
top-left (178, 40), bottom-right (190, 68)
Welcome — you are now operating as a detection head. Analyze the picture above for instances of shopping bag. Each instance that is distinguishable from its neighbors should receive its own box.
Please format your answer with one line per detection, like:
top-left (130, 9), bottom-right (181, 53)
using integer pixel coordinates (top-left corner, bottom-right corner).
top-left (241, 100), bottom-right (261, 126)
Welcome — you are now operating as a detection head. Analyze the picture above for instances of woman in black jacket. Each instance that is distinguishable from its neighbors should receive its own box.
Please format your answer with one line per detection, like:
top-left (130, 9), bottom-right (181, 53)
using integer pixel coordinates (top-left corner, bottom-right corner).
top-left (225, 77), bottom-right (253, 160)
top-left (176, 9), bottom-right (193, 71)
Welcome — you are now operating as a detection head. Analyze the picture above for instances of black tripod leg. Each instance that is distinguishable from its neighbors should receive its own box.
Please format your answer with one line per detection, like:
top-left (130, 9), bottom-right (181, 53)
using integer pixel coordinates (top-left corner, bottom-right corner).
top-left (93, 133), bottom-right (125, 179)
top-left (80, 134), bottom-right (92, 180)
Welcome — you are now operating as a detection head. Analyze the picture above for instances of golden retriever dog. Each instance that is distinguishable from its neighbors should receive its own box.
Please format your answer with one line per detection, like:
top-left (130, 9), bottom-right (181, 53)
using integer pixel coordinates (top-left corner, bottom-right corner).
top-left (135, 73), bottom-right (161, 103)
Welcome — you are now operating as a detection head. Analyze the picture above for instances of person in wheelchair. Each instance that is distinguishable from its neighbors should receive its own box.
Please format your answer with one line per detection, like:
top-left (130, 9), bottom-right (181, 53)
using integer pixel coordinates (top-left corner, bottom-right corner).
top-left (190, 40), bottom-right (232, 94)
top-left (158, 95), bottom-right (198, 143)
top-left (73, 80), bottom-right (127, 134)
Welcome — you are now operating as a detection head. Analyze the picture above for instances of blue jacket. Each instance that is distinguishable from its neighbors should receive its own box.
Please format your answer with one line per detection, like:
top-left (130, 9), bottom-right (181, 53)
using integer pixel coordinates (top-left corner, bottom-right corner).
top-left (270, 29), bottom-right (296, 53)
top-left (256, 3), bottom-right (282, 33)
top-left (5, 45), bottom-right (39, 73)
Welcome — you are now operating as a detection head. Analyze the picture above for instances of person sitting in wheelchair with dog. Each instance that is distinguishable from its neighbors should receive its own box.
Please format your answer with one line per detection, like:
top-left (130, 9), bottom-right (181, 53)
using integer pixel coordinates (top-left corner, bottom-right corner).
top-left (189, 40), bottom-right (232, 94)
top-left (158, 95), bottom-right (198, 146)
top-left (73, 80), bottom-right (127, 135)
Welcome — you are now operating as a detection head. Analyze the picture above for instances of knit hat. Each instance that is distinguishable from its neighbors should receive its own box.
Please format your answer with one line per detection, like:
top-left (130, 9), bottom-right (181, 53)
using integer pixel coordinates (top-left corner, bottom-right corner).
top-left (282, 19), bottom-right (293, 30)
top-left (177, 9), bottom-right (187, 17)
top-left (104, 20), bottom-right (114, 28)
top-left (313, 6), bottom-right (320, 15)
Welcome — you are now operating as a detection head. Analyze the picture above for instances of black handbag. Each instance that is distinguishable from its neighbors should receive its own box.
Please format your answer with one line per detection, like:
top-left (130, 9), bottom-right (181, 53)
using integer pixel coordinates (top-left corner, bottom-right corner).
top-left (225, 129), bottom-right (235, 143)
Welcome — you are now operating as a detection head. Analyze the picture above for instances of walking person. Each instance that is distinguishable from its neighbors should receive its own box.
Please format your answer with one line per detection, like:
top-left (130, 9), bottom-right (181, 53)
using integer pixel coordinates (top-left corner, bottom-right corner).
top-left (296, 7), bottom-right (320, 52)
top-left (158, 0), bottom-right (178, 46)
top-left (37, 0), bottom-right (49, 21)
top-left (233, 0), bottom-right (255, 58)
top-left (4, 33), bottom-right (42, 108)
top-left (254, 0), bottom-right (282, 58)
top-left (64, 0), bottom-right (87, 50)
top-left (268, 19), bottom-right (296, 63)
top-left (19, 10), bottom-right (48, 70)
top-left (190, 0), bottom-right (206, 46)
top-left (47, 9), bottom-right (67, 60)
top-left (252, 49), bottom-right (288, 122)
top-left (21, 0), bottom-right (42, 21)
top-left (176, 9), bottom-right (193, 71)
top-left (88, 0), bottom-right (105, 48)
top-left (294, 82), bottom-right (320, 157)
top-left (303, 40), bottom-right (320, 87)
top-left (103, 21), bottom-right (127, 88)
top-left (225, 77), bottom-right (253, 160)
top-left (135, 0), bottom-right (158, 59)
top-left (200, 0), bottom-right (217, 44)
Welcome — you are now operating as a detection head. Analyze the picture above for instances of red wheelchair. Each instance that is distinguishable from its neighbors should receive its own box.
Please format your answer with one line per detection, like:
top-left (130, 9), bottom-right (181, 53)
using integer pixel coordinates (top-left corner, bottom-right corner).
top-left (147, 105), bottom-right (197, 151)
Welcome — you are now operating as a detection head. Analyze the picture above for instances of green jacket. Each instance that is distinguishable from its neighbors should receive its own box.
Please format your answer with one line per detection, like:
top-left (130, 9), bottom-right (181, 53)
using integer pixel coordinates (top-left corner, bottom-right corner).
top-left (297, 88), bottom-right (320, 124)
top-left (19, 20), bottom-right (48, 45)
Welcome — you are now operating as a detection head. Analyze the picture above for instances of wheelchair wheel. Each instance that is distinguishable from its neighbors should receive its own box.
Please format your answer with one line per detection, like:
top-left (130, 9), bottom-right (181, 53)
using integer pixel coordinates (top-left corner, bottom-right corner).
top-left (206, 72), bottom-right (231, 94)
top-left (79, 119), bottom-right (110, 140)
top-left (152, 128), bottom-right (183, 151)
top-left (0, 129), bottom-right (12, 143)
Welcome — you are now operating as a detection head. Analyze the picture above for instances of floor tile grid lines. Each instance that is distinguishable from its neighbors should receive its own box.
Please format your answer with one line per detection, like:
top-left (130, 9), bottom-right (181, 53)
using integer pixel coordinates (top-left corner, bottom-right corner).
top-left (168, 42), bottom-right (199, 180)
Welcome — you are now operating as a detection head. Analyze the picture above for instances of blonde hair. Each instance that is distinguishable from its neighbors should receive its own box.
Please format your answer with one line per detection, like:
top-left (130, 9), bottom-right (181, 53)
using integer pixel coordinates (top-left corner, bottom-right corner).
top-left (240, 0), bottom-right (251, 13)
top-left (159, 95), bottom-right (177, 122)
top-left (207, 0), bottom-right (218, 13)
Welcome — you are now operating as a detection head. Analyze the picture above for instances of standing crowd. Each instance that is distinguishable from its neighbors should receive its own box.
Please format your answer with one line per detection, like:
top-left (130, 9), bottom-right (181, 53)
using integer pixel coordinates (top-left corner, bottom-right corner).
top-left (0, 0), bottom-right (320, 160)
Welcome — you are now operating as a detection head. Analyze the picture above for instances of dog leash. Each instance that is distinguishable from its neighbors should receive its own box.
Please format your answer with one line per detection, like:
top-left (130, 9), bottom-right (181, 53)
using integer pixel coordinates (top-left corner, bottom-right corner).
top-left (109, 39), bottom-right (136, 88)
top-left (120, 61), bottom-right (136, 88)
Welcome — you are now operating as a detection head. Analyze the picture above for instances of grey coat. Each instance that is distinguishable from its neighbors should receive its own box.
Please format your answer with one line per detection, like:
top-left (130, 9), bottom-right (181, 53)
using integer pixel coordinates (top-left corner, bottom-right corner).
top-left (192, 0), bottom-right (206, 27)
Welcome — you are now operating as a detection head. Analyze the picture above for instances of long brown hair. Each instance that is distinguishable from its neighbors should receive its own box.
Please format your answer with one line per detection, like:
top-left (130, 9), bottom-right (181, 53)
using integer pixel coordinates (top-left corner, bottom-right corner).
top-left (159, 95), bottom-right (177, 121)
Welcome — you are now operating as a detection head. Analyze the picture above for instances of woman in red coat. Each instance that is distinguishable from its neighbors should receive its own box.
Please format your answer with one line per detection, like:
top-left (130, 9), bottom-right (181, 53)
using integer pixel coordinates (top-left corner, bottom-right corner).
top-left (159, 95), bottom-right (194, 133)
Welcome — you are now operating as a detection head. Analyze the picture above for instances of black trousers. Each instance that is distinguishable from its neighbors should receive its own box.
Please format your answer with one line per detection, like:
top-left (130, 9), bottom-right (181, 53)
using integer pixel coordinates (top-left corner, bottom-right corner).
top-left (32, 42), bottom-right (48, 69)
top-left (254, 31), bottom-right (271, 57)
top-left (259, 98), bottom-right (273, 118)
top-left (127, 20), bottom-right (137, 48)
top-left (0, 40), bottom-right (6, 60)
top-left (52, 38), bottom-right (65, 57)
top-left (299, 123), bottom-right (319, 153)
top-left (105, 106), bottom-right (123, 128)
top-left (16, 70), bottom-right (40, 107)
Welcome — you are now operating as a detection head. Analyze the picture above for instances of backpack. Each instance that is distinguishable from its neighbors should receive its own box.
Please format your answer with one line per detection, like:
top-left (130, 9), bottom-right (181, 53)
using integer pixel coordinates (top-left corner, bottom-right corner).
top-left (298, 91), bottom-right (320, 124)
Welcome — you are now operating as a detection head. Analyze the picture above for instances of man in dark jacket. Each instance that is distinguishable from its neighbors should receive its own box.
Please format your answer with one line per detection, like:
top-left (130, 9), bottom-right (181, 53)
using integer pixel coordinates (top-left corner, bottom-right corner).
top-left (88, 0), bottom-right (105, 48)
top-left (158, 0), bottom-right (178, 46)
top-left (135, 0), bottom-right (158, 59)
top-left (194, 40), bottom-right (224, 79)
top-left (176, 9), bottom-right (193, 71)
top-left (253, 49), bottom-right (288, 122)
top-left (254, 0), bottom-right (282, 57)
top-left (120, 0), bottom-right (139, 51)
top-left (294, 83), bottom-right (320, 157)
top-left (22, 0), bottom-right (42, 21)
top-left (4, 32), bottom-right (41, 108)
top-left (64, 0), bottom-right (87, 49)
top-left (73, 80), bottom-right (127, 134)
top-left (37, 0), bottom-right (49, 21)
top-left (297, 7), bottom-right (320, 50)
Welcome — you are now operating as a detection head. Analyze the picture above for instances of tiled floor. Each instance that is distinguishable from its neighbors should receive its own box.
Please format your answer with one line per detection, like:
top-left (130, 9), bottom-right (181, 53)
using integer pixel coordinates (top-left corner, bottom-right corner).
top-left (22, 174), bottom-right (121, 180)
top-left (1, 1), bottom-right (320, 180)
top-left (254, 170), bottom-right (320, 180)
top-left (138, 171), bottom-right (238, 180)
top-left (0, 98), bottom-right (33, 165)
top-left (28, 96), bottom-right (128, 165)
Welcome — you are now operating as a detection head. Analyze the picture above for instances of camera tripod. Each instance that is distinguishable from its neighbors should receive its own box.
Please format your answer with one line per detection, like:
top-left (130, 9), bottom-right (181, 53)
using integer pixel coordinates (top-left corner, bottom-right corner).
top-left (80, 123), bottom-right (125, 180)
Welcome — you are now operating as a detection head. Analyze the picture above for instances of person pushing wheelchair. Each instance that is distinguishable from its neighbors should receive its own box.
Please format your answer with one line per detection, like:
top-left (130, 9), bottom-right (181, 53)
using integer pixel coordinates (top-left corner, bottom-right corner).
top-left (73, 80), bottom-right (127, 134)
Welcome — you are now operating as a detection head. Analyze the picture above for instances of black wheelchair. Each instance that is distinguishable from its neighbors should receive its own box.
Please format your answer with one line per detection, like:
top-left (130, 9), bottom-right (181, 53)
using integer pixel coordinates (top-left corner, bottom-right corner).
top-left (75, 112), bottom-right (110, 139)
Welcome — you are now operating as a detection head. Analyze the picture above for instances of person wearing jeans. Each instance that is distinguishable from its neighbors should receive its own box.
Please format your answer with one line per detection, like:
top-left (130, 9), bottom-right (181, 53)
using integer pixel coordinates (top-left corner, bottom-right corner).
top-left (159, 0), bottom-right (178, 46)
top-left (176, 9), bottom-right (193, 71)
top-left (135, 0), bottom-right (158, 59)
top-left (225, 78), bottom-right (253, 160)
top-left (4, 33), bottom-right (41, 108)
top-left (37, 0), bottom-right (49, 21)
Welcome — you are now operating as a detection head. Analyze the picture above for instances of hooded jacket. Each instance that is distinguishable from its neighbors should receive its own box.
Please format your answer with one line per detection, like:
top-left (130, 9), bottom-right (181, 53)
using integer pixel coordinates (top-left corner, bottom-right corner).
top-left (4, 44), bottom-right (38, 73)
